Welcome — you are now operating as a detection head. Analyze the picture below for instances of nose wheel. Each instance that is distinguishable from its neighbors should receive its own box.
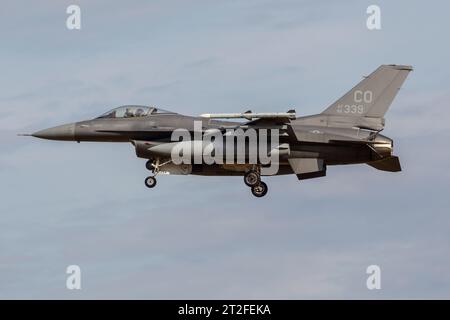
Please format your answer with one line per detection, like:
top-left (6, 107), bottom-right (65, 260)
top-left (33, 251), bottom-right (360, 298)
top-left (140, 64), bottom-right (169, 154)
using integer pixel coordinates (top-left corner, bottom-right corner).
top-left (144, 176), bottom-right (157, 188)
top-left (144, 159), bottom-right (160, 189)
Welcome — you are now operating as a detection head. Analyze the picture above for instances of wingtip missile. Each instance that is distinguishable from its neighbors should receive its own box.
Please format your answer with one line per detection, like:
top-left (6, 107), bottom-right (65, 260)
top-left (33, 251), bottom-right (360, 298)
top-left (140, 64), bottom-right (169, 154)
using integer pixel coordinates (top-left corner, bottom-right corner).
top-left (200, 111), bottom-right (296, 120)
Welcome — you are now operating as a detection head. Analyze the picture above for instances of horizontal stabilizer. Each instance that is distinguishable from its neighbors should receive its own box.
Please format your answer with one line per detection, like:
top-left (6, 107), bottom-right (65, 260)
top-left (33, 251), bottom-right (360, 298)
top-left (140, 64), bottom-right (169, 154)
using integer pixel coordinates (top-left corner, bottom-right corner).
top-left (367, 156), bottom-right (401, 172)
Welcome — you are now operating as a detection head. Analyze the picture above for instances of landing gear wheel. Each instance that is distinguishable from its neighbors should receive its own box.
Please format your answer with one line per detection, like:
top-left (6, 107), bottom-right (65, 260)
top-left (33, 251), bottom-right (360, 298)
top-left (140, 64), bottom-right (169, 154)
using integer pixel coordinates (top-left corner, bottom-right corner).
top-left (244, 170), bottom-right (260, 187)
top-left (145, 160), bottom-right (154, 171)
top-left (144, 176), bottom-right (157, 188)
top-left (251, 181), bottom-right (268, 198)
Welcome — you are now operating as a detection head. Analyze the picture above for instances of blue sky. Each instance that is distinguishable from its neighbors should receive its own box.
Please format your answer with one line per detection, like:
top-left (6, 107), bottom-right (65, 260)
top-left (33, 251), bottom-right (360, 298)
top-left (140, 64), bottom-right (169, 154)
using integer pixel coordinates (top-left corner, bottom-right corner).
top-left (1, 0), bottom-right (450, 298)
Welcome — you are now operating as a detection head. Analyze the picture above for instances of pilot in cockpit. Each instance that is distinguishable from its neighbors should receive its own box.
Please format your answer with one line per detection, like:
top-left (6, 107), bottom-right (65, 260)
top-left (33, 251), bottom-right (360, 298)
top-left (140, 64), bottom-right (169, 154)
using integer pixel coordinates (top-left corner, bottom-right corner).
top-left (135, 108), bottom-right (144, 117)
top-left (124, 108), bottom-right (134, 118)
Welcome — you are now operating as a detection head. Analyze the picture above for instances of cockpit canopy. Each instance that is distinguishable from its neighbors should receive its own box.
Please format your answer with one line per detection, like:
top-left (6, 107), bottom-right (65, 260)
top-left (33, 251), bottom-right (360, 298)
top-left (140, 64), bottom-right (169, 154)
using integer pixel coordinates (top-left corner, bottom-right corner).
top-left (97, 105), bottom-right (175, 119)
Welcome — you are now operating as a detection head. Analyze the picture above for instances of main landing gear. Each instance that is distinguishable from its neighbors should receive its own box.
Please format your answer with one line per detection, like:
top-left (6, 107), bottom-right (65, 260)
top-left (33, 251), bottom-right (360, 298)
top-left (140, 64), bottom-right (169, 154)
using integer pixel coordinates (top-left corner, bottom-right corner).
top-left (244, 169), bottom-right (268, 198)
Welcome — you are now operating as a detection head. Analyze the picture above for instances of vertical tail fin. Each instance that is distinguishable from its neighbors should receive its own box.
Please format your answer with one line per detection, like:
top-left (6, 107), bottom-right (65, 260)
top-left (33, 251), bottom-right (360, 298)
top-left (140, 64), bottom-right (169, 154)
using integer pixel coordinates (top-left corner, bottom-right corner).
top-left (322, 64), bottom-right (413, 121)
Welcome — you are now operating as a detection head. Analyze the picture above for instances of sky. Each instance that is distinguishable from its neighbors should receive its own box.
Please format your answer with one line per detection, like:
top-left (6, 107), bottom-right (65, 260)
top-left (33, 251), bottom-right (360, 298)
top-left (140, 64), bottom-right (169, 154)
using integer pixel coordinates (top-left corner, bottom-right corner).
top-left (1, 0), bottom-right (450, 299)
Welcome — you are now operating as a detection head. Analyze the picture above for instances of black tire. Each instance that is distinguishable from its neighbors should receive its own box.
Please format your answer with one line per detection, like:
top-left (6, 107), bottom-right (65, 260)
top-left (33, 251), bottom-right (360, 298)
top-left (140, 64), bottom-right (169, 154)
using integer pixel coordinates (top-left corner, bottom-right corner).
top-left (251, 181), bottom-right (268, 197)
top-left (145, 160), bottom-right (154, 171)
top-left (244, 170), bottom-right (260, 187)
top-left (144, 176), bottom-right (157, 188)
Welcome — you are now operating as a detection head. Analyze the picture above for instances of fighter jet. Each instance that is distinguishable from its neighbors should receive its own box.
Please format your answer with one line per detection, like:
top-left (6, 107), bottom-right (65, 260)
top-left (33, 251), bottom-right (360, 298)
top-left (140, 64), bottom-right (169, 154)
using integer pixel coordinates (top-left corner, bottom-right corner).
top-left (26, 64), bottom-right (412, 197)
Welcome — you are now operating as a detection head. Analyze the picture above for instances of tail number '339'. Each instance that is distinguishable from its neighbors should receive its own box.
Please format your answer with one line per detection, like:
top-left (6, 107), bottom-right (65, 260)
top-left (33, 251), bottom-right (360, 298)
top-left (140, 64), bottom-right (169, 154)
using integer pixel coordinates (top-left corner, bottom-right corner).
top-left (337, 104), bottom-right (364, 114)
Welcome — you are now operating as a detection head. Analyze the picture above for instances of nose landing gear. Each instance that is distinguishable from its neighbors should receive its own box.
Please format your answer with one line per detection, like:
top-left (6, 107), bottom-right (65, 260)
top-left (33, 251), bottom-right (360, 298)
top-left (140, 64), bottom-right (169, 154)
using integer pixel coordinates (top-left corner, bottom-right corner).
top-left (144, 176), bottom-right (157, 188)
top-left (144, 158), bottom-right (160, 189)
top-left (145, 159), bottom-right (155, 171)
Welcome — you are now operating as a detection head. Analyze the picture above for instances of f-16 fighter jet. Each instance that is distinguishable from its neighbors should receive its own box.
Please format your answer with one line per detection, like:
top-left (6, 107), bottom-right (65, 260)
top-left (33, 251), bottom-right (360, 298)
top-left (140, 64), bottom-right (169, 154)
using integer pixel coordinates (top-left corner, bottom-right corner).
top-left (26, 64), bottom-right (412, 197)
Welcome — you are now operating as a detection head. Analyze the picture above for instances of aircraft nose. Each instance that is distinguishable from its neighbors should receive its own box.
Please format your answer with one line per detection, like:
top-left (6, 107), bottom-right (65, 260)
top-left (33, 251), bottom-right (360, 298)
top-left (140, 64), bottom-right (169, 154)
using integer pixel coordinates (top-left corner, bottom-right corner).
top-left (32, 123), bottom-right (76, 141)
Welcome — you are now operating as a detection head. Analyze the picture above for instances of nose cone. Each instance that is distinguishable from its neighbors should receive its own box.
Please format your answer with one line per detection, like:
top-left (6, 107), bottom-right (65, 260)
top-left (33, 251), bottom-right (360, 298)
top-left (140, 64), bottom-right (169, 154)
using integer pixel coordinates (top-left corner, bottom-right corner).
top-left (32, 123), bottom-right (76, 141)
